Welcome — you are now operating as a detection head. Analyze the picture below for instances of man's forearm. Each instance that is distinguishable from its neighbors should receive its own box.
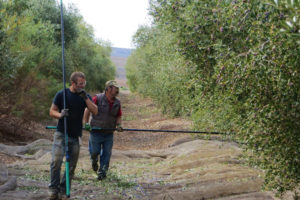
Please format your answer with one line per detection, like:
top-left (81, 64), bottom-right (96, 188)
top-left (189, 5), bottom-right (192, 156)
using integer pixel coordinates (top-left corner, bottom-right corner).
top-left (116, 117), bottom-right (122, 125)
top-left (49, 104), bottom-right (62, 119)
top-left (85, 99), bottom-right (98, 115)
top-left (83, 108), bottom-right (91, 124)
top-left (50, 110), bottom-right (61, 119)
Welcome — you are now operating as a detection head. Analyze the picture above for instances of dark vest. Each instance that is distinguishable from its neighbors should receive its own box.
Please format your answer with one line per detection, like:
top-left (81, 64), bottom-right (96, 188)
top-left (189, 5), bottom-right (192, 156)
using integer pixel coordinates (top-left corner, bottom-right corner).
top-left (90, 93), bottom-right (120, 133)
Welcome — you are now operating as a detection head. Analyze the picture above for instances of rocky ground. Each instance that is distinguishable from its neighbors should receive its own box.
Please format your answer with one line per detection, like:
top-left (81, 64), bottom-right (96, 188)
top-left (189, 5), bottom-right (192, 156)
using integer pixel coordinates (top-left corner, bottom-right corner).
top-left (0, 88), bottom-right (295, 200)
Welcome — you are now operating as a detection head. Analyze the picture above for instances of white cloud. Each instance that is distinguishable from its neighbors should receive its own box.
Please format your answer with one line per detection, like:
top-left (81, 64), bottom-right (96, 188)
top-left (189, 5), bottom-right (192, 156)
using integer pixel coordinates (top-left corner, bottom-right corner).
top-left (62, 0), bottom-right (151, 48)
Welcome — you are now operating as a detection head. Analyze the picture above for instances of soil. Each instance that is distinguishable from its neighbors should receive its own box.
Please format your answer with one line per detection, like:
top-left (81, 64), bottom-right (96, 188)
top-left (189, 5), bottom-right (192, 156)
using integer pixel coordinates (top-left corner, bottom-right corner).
top-left (0, 86), bottom-right (296, 200)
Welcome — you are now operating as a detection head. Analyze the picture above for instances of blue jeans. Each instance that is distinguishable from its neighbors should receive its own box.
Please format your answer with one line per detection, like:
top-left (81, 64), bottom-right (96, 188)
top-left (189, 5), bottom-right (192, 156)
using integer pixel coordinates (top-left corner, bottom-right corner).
top-left (49, 131), bottom-right (80, 192)
top-left (89, 131), bottom-right (114, 173)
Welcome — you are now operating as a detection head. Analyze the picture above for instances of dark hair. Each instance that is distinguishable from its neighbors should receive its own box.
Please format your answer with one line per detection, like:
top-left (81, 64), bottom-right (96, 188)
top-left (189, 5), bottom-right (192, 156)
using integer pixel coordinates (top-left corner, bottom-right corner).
top-left (70, 72), bottom-right (85, 83)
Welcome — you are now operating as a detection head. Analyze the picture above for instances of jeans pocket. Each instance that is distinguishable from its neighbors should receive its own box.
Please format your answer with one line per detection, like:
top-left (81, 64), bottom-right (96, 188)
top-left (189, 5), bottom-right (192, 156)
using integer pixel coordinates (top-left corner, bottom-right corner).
top-left (52, 132), bottom-right (65, 159)
top-left (53, 132), bottom-right (64, 146)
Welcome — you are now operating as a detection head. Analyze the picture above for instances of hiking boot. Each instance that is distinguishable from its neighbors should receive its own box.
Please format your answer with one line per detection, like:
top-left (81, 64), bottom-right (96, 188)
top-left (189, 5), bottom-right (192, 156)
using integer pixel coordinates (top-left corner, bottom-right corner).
top-left (48, 188), bottom-right (59, 200)
top-left (58, 187), bottom-right (70, 200)
top-left (59, 193), bottom-right (69, 200)
top-left (97, 171), bottom-right (106, 180)
top-left (92, 159), bottom-right (98, 172)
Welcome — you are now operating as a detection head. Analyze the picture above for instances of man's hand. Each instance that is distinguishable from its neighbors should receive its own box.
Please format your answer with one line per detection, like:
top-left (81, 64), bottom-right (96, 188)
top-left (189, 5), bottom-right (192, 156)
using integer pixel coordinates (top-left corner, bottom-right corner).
top-left (78, 90), bottom-right (88, 100)
top-left (60, 109), bottom-right (69, 119)
top-left (116, 124), bottom-right (123, 132)
top-left (84, 123), bottom-right (91, 131)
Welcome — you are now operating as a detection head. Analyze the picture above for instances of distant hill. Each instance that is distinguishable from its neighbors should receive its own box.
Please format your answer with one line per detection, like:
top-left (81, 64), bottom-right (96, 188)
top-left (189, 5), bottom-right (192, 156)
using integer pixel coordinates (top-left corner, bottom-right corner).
top-left (111, 57), bottom-right (127, 80)
top-left (111, 47), bottom-right (133, 58)
top-left (110, 47), bottom-right (133, 82)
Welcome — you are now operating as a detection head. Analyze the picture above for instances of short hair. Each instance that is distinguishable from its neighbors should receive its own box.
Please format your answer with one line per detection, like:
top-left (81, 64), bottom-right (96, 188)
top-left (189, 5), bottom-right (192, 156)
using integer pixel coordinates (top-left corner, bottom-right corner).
top-left (70, 72), bottom-right (85, 83)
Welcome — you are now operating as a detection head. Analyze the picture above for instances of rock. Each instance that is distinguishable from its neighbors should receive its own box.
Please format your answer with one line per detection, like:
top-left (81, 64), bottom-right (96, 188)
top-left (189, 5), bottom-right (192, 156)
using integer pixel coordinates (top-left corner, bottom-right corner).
top-left (0, 176), bottom-right (17, 194)
top-left (0, 164), bottom-right (8, 184)
top-left (168, 136), bottom-right (194, 147)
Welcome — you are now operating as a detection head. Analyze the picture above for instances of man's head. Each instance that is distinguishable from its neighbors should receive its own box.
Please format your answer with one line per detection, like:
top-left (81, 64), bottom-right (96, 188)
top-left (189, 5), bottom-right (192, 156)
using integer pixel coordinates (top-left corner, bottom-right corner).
top-left (105, 80), bottom-right (119, 89)
top-left (105, 80), bottom-right (119, 98)
top-left (70, 72), bottom-right (86, 93)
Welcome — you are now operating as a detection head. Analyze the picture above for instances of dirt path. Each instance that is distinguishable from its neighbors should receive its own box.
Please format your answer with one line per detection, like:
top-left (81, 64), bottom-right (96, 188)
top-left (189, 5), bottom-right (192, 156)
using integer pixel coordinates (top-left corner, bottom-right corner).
top-left (0, 90), bottom-right (287, 200)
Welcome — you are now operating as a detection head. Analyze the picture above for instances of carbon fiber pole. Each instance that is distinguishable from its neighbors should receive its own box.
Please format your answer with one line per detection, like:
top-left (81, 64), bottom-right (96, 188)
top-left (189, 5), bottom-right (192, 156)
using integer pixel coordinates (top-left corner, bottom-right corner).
top-left (46, 126), bottom-right (226, 135)
top-left (59, 0), bottom-right (70, 197)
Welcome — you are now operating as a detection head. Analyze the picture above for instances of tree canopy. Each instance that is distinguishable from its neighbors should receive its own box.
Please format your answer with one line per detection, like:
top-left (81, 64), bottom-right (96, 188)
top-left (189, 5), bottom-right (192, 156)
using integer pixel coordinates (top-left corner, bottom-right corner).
top-left (126, 0), bottom-right (300, 194)
top-left (0, 0), bottom-right (115, 121)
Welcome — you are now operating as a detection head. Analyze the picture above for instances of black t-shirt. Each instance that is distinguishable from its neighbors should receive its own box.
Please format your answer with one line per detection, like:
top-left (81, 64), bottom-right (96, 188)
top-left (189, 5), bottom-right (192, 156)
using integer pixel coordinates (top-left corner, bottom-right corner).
top-left (53, 88), bottom-right (91, 138)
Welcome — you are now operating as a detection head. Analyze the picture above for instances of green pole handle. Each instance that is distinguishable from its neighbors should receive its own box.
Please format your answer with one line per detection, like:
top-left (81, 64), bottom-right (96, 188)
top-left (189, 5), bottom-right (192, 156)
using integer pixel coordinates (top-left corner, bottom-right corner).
top-left (45, 126), bottom-right (57, 129)
top-left (66, 162), bottom-right (70, 197)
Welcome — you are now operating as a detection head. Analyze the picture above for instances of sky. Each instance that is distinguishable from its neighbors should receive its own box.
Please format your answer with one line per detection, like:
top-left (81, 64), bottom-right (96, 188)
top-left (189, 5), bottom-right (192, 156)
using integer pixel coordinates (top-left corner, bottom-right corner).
top-left (62, 0), bottom-right (151, 49)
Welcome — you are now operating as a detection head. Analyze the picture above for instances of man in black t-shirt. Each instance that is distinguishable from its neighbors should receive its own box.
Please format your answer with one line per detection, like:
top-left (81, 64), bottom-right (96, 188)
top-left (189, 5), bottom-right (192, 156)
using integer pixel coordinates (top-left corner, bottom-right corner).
top-left (48, 72), bottom-right (98, 200)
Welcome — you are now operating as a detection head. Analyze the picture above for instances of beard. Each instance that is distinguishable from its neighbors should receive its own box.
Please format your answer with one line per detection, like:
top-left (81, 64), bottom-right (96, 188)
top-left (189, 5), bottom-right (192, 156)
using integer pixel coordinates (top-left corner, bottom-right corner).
top-left (75, 87), bottom-right (84, 93)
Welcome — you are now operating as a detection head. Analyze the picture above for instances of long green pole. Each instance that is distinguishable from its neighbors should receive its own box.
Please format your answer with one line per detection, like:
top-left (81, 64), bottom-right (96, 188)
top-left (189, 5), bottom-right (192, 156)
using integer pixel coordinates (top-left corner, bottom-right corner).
top-left (59, 0), bottom-right (70, 197)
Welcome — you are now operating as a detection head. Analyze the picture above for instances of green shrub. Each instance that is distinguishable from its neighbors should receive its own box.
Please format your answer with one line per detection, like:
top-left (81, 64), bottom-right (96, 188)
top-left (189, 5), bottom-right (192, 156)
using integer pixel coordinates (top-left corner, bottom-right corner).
top-left (0, 0), bottom-right (115, 120)
top-left (128, 0), bottom-right (300, 194)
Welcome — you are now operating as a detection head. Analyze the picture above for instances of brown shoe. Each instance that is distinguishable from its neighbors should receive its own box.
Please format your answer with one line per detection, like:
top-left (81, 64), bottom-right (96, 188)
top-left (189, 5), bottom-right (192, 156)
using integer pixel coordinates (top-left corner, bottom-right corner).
top-left (48, 188), bottom-right (59, 200)
top-left (60, 193), bottom-right (69, 200)
top-left (59, 188), bottom-right (69, 200)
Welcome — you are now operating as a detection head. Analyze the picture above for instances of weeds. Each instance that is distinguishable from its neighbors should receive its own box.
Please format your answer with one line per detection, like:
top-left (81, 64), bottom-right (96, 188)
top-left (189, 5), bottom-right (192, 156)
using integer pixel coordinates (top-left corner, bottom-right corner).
top-left (73, 167), bottom-right (139, 198)
top-left (22, 167), bottom-right (49, 182)
top-left (122, 115), bottom-right (138, 121)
